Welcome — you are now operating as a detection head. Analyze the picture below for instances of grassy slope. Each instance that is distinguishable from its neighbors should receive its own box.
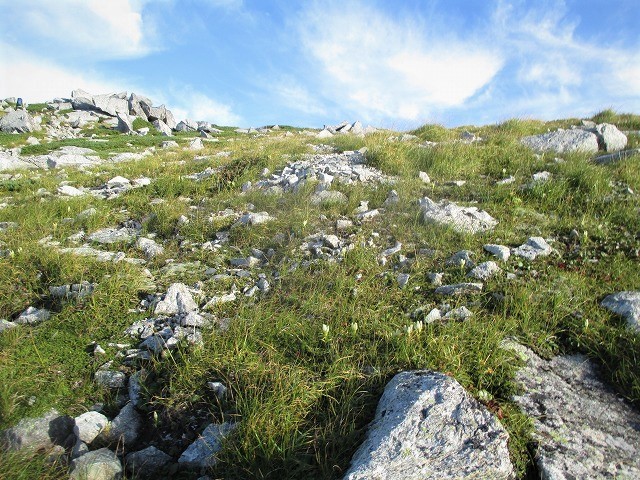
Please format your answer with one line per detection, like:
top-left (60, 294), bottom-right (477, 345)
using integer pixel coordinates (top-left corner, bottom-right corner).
top-left (0, 111), bottom-right (638, 479)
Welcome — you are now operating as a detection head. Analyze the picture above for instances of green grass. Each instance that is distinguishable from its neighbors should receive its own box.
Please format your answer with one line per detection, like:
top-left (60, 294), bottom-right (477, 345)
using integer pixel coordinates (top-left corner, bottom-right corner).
top-left (0, 112), bottom-right (639, 479)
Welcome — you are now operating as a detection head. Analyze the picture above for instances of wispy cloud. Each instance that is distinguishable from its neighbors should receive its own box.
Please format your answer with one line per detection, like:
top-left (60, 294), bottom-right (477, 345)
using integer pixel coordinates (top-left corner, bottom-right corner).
top-left (162, 87), bottom-right (242, 126)
top-left (0, 0), bottom-right (152, 59)
top-left (269, 78), bottom-right (328, 116)
top-left (296, 1), bottom-right (503, 125)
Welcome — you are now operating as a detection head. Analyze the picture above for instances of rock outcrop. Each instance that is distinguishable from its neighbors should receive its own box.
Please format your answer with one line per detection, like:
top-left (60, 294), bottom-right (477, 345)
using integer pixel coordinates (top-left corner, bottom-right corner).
top-left (344, 370), bottom-right (514, 479)
top-left (508, 342), bottom-right (640, 479)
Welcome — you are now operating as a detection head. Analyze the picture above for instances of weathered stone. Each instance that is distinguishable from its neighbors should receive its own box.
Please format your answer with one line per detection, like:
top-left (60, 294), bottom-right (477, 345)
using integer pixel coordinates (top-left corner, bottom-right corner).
top-left (74, 411), bottom-right (109, 445)
top-left (136, 237), bottom-right (164, 259)
top-left (512, 236), bottom-right (552, 260)
top-left (153, 119), bottom-right (172, 136)
top-left (15, 306), bottom-right (50, 325)
top-left (233, 211), bottom-right (274, 227)
top-left (594, 123), bottom-right (627, 151)
top-left (601, 291), bottom-right (640, 332)
top-left (0, 109), bottom-right (41, 133)
top-left (94, 370), bottom-right (127, 389)
top-left (344, 371), bottom-right (514, 479)
top-left (96, 403), bottom-right (141, 447)
top-left (508, 343), bottom-right (640, 479)
top-left (435, 283), bottom-right (483, 295)
top-left (71, 89), bottom-right (129, 117)
top-left (58, 185), bottom-right (86, 197)
top-left (70, 447), bottom-right (122, 480)
top-left (116, 113), bottom-right (134, 133)
top-left (125, 446), bottom-right (173, 478)
top-left (88, 227), bottom-right (138, 244)
top-left (445, 250), bottom-right (475, 268)
top-left (593, 148), bottom-right (640, 165)
top-left (467, 261), bottom-right (501, 281)
top-left (418, 171), bottom-right (431, 184)
top-left (188, 137), bottom-right (204, 150)
top-left (1, 409), bottom-right (74, 452)
top-left (316, 129), bottom-right (333, 139)
top-left (520, 129), bottom-right (599, 154)
top-left (310, 189), bottom-right (348, 205)
top-left (175, 119), bottom-right (198, 132)
top-left (178, 422), bottom-right (236, 468)
top-left (419, 196), bottom-right (497, 233)
top-left (484, 244), bottom-right (510, 261)
top-left (0, 318), bottom-right (18, 332)
top-left (154, 283), bottom-right (198, 316)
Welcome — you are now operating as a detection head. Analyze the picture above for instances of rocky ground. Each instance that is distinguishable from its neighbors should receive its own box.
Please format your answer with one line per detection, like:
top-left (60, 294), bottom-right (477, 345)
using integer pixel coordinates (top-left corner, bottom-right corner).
top-left (0, 93), bottom-right (639, 479)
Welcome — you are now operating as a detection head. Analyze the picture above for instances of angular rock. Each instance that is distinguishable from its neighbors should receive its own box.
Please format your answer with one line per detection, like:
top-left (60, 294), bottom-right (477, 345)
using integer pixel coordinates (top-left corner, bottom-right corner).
top-left (0, 318), bottom-right (18, 332)
top-left (136, 237), bottom-right (164, 259)
top-left (0, 109), bottom-right (40, 133)
top-left (96, 403), bottom-right (141, 447)
top-left (153, 119), bottom-right (172, 136)
top-left (1, 409), bottom-right (74, 452)
top-left (125, 446), bottom-right (172, 478)
top-left (509, 343), bottom-right (640, 479)
top-left (70, 447), bottom-right (122, 480)
top-left (445, 250), bottom-right (475, 268)
top-left (88, 227), bottom-right (138, 244)
top-left (512, 237), bottom-right (552, 261)
top-left (15, 306), bottom-right (50, 325)
top-left (594, 123), bottom-right (627, 151)
top-left (58, 185), bottom-right (86, 197)
top-left (520, 129), bottom-right (599, 154)
top-left (154, 283), bottom-right (198, 316)
top-left (344, 371), bottom-right (514, 479)
top-left (188, 137), bottom-right (204, 150)
top-left (178, 422), bottom-right (236, 468)
top-left (74, 411), bottom-right (109, 445)
top-left (116, 113), bottom-right (134, 134)
top-left (601, 291), bottom-right (640, 332)
top-left (310, 189), bottom-right (348, 205)
top-left (94, 370), bottom-right (127, 389)
top-left (467, 261), bottom-right (501, 281)
top-left (435, 283), bottom-right (483, 296)
top-left (418, 171), bottom-right (431, 184)
top-left (233, 211), bottom-right (274, 227)
top-left (419, 197), bottom-right (497, 233)
top-left (484, 244), bottom-right (510, 261)
top-left (593, 148), bottom-right (640, 165)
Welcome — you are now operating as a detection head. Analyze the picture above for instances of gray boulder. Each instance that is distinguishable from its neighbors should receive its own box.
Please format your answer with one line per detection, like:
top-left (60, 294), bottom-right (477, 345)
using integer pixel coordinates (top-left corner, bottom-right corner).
top-left (15, 306), bottom-right (50, 325)
top-left (128, 93), bottom-right (152, 119)
top-left (601, 291), bottom-right (640, 332)
top-left (175, 119), bottom-right (198, 132)
top-left (96, 402), bottom-right (141, 447)
top-left (0, 318), bottom-right (18, 332)
top-left (154, 283), bottom-right (198, 315)
top-left (87, 227), bottom-right (138, 244)
top-left (467, 261), bottom-right (501, 280)
top-left (520, 129), bottom-right (599, 154)
top-left (136, 237), bottom-right (164, 259)
top-left (94, 370), bottom-right (127, 389)
top-left (435, 283), bottom-right (483, 296)
top-left (1, 409), bottom-right (74, 451)
top-left (116, 113), bottom-right (134, 134)
top-left (512, 236), bottom-right (552, 260)
top-left (125, 446), bottom-right (173, 478)
top-left (0, 109), bottom-right (41, 133)
top-left (74, 411), bottom-right (109, 445)
top-left (70, 447), bottom-right (122, 480)
top-left (419, 196), bottom-right (497, 233)
top-left (509, 343), bottom-right (640, 479)
top-left (594, 123), bottom-right (627, 151)
top-left (71, 90), bottom-right (129, 117)
top-left (593, 148), bottom-right (640, 165)
top-left (153, 119), bottom-right (172, 136)
top-left (344, 371), bottom-right (514, 479)
top-left (178, 422), bottom-right (236, 468)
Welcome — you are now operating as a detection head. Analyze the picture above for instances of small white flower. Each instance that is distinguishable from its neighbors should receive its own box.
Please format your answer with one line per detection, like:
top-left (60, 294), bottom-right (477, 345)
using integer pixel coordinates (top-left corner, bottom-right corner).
top-left (350, 322), bottom-right (358, 334)
top-left (322, 324), bottom-right (330, 335)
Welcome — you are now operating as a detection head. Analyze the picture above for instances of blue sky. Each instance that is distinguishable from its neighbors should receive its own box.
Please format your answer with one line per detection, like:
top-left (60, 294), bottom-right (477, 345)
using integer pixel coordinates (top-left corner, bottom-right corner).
top-left (1, 0), bottom-right (638, 129)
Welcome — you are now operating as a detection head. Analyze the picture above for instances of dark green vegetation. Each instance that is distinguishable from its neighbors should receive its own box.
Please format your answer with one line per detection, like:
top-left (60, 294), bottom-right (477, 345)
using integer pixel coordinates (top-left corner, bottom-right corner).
top-left (0, 110), bottom-right (638, 479)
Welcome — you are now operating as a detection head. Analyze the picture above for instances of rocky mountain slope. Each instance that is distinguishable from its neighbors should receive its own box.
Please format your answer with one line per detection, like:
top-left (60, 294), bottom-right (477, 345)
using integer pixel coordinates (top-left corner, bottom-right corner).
top-left (0, 93), bottom-right (639, 479)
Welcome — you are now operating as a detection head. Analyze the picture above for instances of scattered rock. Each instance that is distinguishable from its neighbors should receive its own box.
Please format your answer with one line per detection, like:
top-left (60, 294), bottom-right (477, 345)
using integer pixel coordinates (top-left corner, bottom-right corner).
top-left (136, 237), bottom-right (164, 259)
top-left (467, 261), bottom-right (501, 281)
top-left (1, 409), bottom-right (74, 452)
top-left (419, 197), bottom-right (497, 233)
top-left (154, 283), bottom-right (198, 316)
top-left (0, 318), bottom-right (18, 332)
top-left (88, 227), bottom-right (138, 245)
top-left (94, 370), bottom-right (127, 389)
top-left (512, 237), bottom-right (552, 260)
top-left (0, 109), bottom-right (41, 133)
top-left (344, 371), bottom-right (514, 479)
top-left (74, 411), bottom-right (109, 445)
top-left (483, 244), bottom-right (510, 261)
top-left (601, 291), bottom-right (640, 332)
top-left (233, 211), bottom-right (274, 227)
top-left (520, 129), bottom-right (599, 154)
top-left (508, 343), bottom-right (640, 479)
top-left (435, 283), bottom-right (483, 296)
top-left (178, 422), bottom-right (236, 468)
top-left (96, 402), bottom-right (141, 447)
top-left (58, 185), bottom-right (86, 197)
top-left (125, 446), bottom-right (173, 478)
top-left (593, 123), bottom-right (627, 151)
top-left (15, 306), bottom-right (50, 325)
top-left (69, 447), bottom-right (122, 480)
top-left (418, 171), bottom-right (431, 184)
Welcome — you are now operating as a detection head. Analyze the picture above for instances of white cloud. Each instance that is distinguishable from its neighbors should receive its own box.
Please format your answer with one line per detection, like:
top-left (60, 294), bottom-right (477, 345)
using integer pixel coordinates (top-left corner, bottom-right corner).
top-left (296, 2), bottom-right (503, 123)
top-left (0, 44), bottom-right (127, 101)
top-left (269, 78), bottom-right (327, 116)
top-left (1, 0), bottom-right (151, 59)
top-left (160, 88), bottom-right (242, 126)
